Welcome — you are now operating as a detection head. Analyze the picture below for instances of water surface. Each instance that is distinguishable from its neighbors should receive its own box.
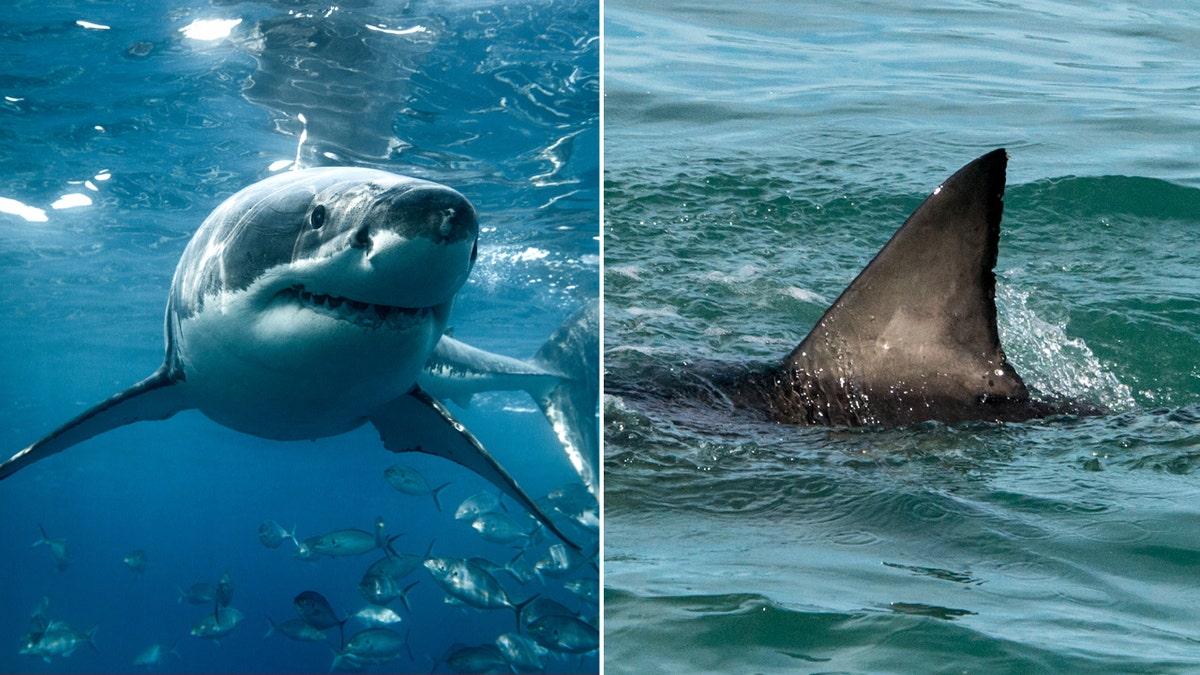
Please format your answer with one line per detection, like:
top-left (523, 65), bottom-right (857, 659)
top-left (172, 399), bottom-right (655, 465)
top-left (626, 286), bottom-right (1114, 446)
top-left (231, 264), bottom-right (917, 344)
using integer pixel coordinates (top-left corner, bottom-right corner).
top-left (604, 1), bottom-right (1200, 672)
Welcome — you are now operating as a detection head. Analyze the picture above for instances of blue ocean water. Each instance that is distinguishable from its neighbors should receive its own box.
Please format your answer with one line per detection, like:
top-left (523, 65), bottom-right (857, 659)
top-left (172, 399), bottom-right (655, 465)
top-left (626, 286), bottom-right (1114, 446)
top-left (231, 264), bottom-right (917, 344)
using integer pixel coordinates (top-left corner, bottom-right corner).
top-left (604, 1), bottom-right (1200, 673)
top-left (0, 1), bottom-right (598, 673)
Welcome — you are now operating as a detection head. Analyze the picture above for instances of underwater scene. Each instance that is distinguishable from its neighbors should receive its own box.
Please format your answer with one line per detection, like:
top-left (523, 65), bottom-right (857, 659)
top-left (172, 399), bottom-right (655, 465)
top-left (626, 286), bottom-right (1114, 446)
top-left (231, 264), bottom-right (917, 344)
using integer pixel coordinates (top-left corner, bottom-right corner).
top-left (0, 0), bottom-right (598, 673)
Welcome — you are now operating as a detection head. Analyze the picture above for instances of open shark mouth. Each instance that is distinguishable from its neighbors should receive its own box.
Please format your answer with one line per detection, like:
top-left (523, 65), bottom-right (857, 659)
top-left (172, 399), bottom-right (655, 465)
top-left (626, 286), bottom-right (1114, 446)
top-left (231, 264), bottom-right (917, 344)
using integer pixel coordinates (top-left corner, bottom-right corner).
top-left (282, 285), bottom-right (431, 329)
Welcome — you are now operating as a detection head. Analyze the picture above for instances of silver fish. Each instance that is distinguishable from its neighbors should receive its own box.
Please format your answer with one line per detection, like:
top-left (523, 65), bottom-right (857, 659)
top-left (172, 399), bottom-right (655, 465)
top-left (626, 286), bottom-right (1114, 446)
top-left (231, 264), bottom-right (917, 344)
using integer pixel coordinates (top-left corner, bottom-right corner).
top-left (265, 616), bottom-right (328, 642)
top-left (297, 517), bottom-right (387, 559)
top-left (294, 590), bottom-right (345, 631)
top-left (32, 524), bottom-right (69, 571)
top-left (358, 569), bottom-right (420, 610)
top-left (519, 597), bottom-right (576, 632)
top-left (534, 543), bottom-right (586, 580)
top-left (332, 627), bottom-right (409, 671)
top-left (20, 622), bottom-right (98, 663)
top-left (564, 577), bottom-right (600, 605)
top-left (350, 605), bottom-right (404, 627)
top-left (20, 596), bottom-right (51, 650)
top-left (384, 463), bottom-right (450, 510)
top-left (423, 556), bottom-right (523, 611)
top-left (470, 512), bottom-right (536, 546)
top-left (444, 643), bottom-right (510, 673)
top-left (178, 582), bottom-right (216, 605)
top-left (455, 490), bottom-right (503, 521)
top-left (215, 572), bottom-right (233, 609)
top-left (544, 482), bottom-right (599, 533)
top-left (190, 607), bottom-right (243, 642)
top-left (527, 613), bottom-right (599, 654)
top-left (133, 643), bottom-right (179, 669)
top-left (257, 520), bottom-right (298, 549)
top-left (495, 632), bottom-right (548, 672)
top-left (123, 549), bottom-right (148, 576)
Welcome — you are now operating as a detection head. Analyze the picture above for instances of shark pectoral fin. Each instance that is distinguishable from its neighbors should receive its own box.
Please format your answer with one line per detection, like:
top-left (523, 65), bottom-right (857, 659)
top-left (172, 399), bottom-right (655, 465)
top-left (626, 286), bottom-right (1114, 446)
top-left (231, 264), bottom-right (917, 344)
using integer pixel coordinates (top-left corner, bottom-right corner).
top-left (369, 388), bottom-right (582, 551)
top-left (418, 302), bottom-right (599, 494)
top-left (0, 366), bottom-right (188, 480)
top-left (781, 148), bottom-right (1030, 426)
top-left (531, 301), bottom-right (600, 495)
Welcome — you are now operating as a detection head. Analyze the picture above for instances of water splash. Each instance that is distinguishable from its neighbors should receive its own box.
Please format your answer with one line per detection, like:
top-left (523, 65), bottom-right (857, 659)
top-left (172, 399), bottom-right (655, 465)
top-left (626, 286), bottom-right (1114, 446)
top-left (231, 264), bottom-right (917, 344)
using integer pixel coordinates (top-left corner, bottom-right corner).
top-left (997, 284), bottom-right (1135, 411)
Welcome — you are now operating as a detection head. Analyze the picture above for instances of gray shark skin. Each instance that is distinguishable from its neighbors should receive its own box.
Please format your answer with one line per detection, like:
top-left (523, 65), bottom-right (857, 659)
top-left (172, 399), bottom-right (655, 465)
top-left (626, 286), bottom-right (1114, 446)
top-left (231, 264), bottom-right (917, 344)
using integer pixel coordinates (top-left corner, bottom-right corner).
top-left (612, 149), bottom-right (1099, 428)
top-left (420, 302), bottom-right (600, 493)
top-left (0, 167), bottom-right (588, 550)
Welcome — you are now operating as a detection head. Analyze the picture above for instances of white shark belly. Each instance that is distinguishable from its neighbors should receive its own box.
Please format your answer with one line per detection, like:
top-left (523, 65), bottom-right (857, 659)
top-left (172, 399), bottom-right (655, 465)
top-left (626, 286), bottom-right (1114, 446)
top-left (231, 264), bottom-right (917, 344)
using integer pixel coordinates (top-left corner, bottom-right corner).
top-left (174, 298), bottom-right (441, 440)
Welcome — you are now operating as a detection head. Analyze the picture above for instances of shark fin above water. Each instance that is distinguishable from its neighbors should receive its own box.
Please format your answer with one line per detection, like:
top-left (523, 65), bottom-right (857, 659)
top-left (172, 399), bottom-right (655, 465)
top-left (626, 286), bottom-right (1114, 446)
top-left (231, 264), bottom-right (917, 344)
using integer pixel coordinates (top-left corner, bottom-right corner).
top-left (732, 148), bottom-right (1092, 426)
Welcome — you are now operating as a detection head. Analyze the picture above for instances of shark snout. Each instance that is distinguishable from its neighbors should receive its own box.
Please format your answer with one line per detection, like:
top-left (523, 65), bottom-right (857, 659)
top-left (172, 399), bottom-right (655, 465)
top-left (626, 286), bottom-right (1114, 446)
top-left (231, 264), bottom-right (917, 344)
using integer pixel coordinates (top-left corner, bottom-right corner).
top-left (381, 185), bottom-right (478, 244)
top-left (348, 184), bottom-right (478, 260)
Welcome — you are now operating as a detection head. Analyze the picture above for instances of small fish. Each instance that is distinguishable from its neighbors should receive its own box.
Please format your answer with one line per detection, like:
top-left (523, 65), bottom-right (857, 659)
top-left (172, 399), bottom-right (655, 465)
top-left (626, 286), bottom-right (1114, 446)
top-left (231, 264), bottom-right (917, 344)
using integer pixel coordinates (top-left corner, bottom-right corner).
top-left (470, 512), bottom-right (536, 547)
top-left (563, 577), bottom-right (600, 605)
top-left (495, 632), bottom-right (548, 672)
top-left (294, 590), bottom-right (346, 636)
top-left (30, 595), bottom-right (50, 618)
top-left (423, 556), bottom-right (524, 612)
top-left (292, 540), bottom-right (320, 561)
top-left (178, 582), bottom-right (216, 605)
top-left (32, 524), bottom-right (69, 571)
top-left (265, 616), bottom-right (328, 642)
top-left (190, 606), bottom-right (244, 642)
top-left (215, 572), bottom-right (234, 609)
top-left (132, 643), bottom-right (180, 669)
top-left (358, 571), bottom-right (420, 611)
top-left (534, 543), bottom-right (586, 580)
top-left (20, 622), bottom-right (98, 662)
top-left (20, 597), bottom-right (51, 651)
top-left (527, 613), bottom-right (599, 654)
top-left (544, 482), bottom-right (599, 533)
top-left (257, 520), bottom-right (298, 549)
top-left (333, 627), bottom-right (409, 671)
top-left (384, 464), bottom-right (450, 510)
top-left (357, 544), bottom-right (426, 606)
top-left (444, 643), bottom-right (510, 673)
top-left (297, 517), bottom-right (388, 559)
top-left (123, 549), bottom-right (148, 576)
top-left (519, 597), bottom-right (576, 632)
top-left (455, 491), bottom-right (503, 521)
top-left (350, 605), bottom-right (403, 627)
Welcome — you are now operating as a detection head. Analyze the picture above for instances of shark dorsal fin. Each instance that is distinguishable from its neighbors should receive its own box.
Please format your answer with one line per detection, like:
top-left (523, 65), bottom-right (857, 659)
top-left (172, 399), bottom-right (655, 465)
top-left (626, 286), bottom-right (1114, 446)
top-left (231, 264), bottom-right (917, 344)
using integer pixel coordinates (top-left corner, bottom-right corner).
top-left (780, 148), bottom-right (1029, 425)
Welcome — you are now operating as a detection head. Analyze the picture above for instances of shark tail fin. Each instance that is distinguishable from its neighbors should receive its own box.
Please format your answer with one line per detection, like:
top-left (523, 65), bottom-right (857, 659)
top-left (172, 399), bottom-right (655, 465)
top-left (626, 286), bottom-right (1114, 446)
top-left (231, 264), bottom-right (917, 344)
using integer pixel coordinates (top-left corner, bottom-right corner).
top-left (530, 301), bottom-right (600, 494)
top-left (1, 366), bottom-right (187, 481)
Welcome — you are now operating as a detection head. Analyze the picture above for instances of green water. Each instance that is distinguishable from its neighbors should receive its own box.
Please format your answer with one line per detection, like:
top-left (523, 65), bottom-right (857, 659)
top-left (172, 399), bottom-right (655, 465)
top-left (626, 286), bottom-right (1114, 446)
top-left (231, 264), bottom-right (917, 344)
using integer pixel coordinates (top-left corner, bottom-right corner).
top-left (604, 0), bottom-right (1200, 672)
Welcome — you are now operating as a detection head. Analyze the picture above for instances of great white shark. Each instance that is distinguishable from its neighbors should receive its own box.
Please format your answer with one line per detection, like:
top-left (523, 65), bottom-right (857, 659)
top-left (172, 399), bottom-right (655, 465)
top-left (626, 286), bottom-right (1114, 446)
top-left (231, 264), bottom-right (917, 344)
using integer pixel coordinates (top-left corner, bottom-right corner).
top-left (611, 149), bottom-right (1102, 427)
top-left (0, 167), bottom-right (596, 549)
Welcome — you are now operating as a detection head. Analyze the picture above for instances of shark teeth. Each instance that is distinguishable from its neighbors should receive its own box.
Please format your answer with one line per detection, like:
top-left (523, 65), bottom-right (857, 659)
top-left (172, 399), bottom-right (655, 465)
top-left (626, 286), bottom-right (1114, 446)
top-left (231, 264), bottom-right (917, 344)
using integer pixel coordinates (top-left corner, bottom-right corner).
top-left (283, 286), bottom-right (428, 328)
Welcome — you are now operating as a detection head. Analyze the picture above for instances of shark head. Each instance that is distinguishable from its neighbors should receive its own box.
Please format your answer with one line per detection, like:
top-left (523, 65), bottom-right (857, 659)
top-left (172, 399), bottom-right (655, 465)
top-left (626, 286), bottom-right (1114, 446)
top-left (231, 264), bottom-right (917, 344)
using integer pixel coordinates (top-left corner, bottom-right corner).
top-left (166, 167), bottom-right (479, 437)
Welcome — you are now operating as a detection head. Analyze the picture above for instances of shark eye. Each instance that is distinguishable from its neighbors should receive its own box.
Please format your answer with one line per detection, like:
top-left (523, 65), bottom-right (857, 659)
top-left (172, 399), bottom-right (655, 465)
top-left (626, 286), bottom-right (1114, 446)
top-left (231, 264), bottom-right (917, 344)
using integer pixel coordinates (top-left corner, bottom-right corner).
top-left (310, 205), bottom-right (326, 230)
